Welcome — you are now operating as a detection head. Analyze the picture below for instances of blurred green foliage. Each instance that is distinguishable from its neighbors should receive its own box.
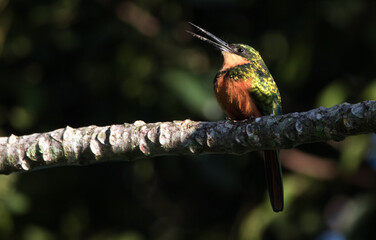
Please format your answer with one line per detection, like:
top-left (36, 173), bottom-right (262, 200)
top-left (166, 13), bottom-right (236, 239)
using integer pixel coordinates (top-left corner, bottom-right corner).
top-left (0, 0), bottom-right (376, 239)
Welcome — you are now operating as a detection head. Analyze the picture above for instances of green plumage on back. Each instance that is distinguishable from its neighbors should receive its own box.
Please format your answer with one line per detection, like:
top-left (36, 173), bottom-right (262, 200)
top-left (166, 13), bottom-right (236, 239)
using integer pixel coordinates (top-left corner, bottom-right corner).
top-left (226, 44), bottom-right (282, 116)
top-left (187, 23), bottom-right (284, 212)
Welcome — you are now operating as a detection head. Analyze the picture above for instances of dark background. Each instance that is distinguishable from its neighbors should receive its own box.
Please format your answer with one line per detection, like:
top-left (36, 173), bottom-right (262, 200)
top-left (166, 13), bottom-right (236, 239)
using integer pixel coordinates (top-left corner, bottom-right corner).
top-left (0, 0), bottom-right (376, 239)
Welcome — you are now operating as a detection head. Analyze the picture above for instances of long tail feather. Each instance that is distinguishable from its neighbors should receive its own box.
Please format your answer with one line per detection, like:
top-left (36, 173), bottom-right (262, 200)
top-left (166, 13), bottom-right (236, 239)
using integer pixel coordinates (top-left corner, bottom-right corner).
top-left (263, 150), bottom-right (284, 212)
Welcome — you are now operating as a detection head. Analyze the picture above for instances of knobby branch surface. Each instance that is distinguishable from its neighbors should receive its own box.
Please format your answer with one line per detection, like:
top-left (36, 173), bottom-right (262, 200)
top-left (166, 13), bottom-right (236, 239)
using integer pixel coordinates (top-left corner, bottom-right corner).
top-left (0, 100), bottom-right (375, 174)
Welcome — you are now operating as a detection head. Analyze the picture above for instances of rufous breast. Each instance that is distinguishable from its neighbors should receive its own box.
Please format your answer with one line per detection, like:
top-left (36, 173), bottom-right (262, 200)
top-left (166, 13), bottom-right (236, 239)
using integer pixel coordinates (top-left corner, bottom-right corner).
top-left (214, 73), bottom-right (262, 120)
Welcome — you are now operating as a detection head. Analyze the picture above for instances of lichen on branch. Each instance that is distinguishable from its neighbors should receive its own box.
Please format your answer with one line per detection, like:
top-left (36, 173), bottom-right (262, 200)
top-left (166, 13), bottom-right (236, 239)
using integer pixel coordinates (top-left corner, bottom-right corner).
top-left (0, 100), bottom-right (375, 174)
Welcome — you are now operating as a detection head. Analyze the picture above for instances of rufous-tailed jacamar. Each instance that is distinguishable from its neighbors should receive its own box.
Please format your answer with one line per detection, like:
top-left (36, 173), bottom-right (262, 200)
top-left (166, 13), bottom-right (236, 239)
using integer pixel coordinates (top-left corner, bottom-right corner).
top-left (188, 23), bottom-right (284, 212)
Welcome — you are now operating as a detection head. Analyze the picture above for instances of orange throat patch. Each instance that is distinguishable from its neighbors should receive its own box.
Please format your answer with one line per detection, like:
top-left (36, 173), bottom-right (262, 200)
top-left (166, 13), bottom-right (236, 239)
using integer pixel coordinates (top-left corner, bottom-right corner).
top-left (220, 51), bottom-right (251, 71)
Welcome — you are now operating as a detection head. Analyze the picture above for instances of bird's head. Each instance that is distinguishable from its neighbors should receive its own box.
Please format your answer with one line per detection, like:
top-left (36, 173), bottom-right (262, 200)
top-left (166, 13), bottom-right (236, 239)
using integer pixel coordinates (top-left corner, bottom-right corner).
top-left (187, 23), bottom-right (261, 71)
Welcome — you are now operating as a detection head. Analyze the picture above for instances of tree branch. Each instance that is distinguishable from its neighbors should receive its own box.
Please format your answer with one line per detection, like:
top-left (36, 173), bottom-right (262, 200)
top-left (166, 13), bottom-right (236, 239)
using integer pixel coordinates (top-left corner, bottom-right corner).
top-left (0, 100), bottom-right (375, 174)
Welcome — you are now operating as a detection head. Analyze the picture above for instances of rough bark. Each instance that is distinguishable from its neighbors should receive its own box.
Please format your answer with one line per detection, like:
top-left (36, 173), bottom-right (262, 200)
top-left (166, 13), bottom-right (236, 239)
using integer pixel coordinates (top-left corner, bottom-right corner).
top-left (0, 100), bottom-right (375, 174)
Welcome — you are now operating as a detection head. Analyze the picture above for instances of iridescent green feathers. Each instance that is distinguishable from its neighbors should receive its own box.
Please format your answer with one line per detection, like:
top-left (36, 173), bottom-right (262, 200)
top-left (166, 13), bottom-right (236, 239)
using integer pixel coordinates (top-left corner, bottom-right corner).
top-left (225, 44), bottom-right (282, 116)
top-left (186, 23), bottom-right (281, 116)
top-left (187, 23), bottom-right (284, 212)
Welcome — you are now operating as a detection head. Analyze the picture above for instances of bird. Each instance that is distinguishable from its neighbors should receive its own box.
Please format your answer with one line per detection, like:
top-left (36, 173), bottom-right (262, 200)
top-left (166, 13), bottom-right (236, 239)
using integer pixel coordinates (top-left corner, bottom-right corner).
top-left (187, 23), bottom-right (284, 212)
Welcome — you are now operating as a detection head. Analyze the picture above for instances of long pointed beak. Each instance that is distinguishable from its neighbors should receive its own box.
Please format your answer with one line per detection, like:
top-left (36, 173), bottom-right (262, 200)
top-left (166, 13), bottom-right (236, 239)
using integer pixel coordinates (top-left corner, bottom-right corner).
top-left (187, 22), bottom-right (233, 53)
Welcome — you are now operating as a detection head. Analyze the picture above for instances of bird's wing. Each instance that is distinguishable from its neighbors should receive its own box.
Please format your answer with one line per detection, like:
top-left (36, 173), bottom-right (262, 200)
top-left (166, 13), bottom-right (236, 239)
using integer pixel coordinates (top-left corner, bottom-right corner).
top-left (249, 62), bottom-right (282, 116)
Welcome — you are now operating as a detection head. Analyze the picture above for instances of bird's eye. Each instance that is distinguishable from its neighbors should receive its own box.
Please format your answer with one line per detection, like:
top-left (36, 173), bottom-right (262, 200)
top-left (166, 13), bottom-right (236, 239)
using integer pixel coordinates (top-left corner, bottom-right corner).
top-left (237, 47), bottom-right (244, 53)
